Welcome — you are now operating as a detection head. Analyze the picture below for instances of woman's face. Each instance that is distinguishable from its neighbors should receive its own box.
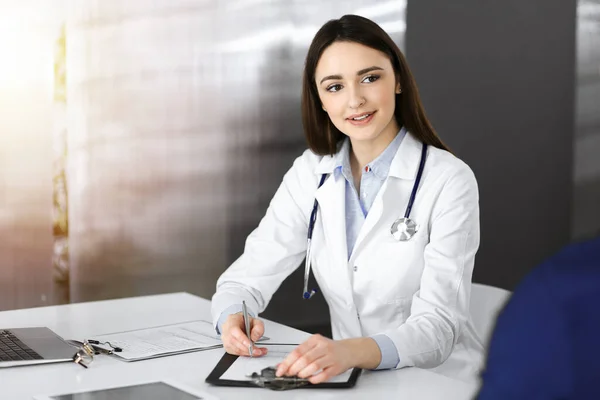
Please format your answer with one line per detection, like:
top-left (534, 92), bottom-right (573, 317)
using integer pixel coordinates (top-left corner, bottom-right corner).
top-left (315, 41), bottom-right (400, 146)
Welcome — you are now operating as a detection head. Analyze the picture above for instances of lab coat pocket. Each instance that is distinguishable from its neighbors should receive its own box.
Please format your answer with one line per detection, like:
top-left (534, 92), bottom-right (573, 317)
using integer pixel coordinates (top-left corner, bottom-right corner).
top-left (363, 231), bottom-right (428, 301)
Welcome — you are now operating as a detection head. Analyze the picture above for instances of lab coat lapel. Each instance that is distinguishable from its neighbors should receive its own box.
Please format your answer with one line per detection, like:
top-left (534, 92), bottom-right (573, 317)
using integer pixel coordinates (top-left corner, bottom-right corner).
top-left (314, 171), bottom-right (349, 270)
top-left (313, 156), bottom-right (355, 303)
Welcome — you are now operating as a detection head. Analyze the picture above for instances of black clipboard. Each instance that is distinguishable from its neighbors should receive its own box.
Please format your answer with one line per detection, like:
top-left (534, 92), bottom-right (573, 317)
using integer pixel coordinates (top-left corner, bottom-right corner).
top-left (205, 345), bottom-right (361, 390)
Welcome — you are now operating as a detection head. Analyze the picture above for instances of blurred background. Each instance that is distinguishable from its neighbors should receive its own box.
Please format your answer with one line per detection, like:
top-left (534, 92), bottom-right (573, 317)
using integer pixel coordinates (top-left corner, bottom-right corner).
top-left (0, 0), bottom-right (598, 335)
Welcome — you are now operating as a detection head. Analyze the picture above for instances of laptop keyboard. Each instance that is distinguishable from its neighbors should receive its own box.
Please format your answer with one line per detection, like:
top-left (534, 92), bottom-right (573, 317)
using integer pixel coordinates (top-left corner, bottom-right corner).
top-left (0, 330), bottom-right (43, 361)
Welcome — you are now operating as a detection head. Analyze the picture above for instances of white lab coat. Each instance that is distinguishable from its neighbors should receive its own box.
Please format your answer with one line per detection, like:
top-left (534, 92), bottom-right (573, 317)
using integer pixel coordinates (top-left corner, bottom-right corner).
top-left (211, 131), bottom-right (484, 381)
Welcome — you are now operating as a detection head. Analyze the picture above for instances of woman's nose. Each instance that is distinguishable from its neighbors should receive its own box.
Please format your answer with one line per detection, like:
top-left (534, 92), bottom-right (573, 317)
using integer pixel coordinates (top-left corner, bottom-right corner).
top-left (348, 86), bottom-right (366, 109)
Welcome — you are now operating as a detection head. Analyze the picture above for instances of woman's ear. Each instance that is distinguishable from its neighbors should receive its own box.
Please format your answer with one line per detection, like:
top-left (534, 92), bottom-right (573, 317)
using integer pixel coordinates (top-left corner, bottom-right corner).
top-left (396, 83), bottom-right (402, 94)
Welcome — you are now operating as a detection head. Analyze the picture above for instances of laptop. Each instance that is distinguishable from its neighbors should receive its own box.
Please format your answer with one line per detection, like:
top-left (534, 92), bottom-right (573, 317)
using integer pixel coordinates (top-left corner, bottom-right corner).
top-left (0, 327), bottom-right (77, 368)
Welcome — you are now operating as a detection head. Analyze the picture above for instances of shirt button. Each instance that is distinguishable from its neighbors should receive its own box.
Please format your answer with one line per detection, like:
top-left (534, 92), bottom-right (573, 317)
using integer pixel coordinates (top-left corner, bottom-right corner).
top-left (353, 266), bottom-right (358, 272)
top-left (357, 312), bottom-right (361, 320)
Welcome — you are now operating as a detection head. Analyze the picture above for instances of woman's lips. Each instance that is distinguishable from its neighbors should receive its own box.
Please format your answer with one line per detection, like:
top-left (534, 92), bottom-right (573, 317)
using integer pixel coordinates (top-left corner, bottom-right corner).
top-left (347, 111), bottom-right (376, 126)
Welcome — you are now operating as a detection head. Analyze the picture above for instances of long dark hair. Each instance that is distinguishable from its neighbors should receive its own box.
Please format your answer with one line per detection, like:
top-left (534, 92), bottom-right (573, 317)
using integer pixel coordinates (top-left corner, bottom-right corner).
top-left (301, 14), bottom-right (450, 155)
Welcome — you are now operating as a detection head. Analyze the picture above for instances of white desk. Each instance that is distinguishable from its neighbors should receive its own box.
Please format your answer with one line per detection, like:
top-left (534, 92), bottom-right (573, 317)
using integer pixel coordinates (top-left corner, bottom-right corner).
top-left (0, 293), bottom-right (479, 399)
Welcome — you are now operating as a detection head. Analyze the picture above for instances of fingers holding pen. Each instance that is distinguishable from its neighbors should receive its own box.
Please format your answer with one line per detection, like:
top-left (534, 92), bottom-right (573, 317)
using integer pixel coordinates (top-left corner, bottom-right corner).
top-left (250, 318), bottom-right (265, 342)
top-left (222, 314), bottom-right (267, 357)
top-left (231, 324), bottom-right (268, 356)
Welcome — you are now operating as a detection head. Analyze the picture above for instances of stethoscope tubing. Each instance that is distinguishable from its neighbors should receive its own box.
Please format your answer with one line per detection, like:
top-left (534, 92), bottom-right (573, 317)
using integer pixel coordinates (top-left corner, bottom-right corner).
top-left (404, 143), bottom-right (428, 219)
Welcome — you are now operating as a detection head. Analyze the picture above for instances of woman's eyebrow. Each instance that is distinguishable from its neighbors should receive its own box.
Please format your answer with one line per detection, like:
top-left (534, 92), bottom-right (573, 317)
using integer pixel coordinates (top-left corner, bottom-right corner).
top-left (319, 66), bottom-right (385, 85)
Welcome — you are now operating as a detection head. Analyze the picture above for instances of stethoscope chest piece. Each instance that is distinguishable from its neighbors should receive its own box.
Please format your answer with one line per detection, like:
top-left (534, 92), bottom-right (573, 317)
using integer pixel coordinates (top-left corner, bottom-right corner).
top-left (391, 217), bottom-right (418, 241)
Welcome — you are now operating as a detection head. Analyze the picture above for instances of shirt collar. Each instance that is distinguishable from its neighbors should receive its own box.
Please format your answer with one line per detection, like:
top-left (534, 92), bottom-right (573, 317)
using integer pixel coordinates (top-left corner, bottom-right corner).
top-left (333, 139), bottom-right (352, 181)
top-left (333, 126), bottom-right (407, 181)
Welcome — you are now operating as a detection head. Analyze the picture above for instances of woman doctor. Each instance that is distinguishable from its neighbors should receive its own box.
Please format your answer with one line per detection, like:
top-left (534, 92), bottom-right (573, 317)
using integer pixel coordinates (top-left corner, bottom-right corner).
top-left (212, 14), bottom-right (484, 383)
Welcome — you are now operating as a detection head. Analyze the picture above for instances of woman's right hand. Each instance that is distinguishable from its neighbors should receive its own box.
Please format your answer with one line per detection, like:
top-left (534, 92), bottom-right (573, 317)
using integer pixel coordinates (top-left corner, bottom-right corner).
top-left (221, 313), bottom-right (268, 357)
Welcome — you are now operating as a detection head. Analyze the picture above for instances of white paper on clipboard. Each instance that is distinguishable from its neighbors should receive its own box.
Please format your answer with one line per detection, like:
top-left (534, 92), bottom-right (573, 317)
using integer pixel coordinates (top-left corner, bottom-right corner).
top-left (221, 344), bottom-right (353, 383)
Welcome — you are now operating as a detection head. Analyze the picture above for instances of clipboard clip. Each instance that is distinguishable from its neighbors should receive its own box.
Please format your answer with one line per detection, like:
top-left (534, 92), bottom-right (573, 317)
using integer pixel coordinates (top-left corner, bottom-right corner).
top-left (248, 366), bottom-right (310, 391)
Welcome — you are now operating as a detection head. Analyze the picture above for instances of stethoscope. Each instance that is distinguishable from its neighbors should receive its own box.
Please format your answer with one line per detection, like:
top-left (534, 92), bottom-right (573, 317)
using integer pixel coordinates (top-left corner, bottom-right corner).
top-left (303, 143), bottom-right (428, 299)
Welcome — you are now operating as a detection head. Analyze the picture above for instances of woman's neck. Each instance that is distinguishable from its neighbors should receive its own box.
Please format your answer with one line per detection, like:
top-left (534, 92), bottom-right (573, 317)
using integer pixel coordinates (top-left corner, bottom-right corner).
top-left (349, 124), bottom-right (399, 191)
top-left (349, 127), bottom-right (399, 172)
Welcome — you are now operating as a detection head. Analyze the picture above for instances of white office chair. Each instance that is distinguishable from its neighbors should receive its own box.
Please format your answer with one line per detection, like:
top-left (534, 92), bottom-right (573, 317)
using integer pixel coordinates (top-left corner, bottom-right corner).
top-left (469, 283), bottom-right (512, 346)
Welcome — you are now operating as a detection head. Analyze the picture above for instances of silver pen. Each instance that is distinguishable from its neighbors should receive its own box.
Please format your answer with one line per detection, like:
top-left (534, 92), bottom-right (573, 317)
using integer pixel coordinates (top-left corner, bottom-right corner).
top-left (242, 300), bottom-right (254, 358)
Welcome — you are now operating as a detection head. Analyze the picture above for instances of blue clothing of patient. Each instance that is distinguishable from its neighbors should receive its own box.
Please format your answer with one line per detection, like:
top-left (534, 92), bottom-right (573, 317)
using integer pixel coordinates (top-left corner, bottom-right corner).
top-left (477, 235), bottom-right (600, 400)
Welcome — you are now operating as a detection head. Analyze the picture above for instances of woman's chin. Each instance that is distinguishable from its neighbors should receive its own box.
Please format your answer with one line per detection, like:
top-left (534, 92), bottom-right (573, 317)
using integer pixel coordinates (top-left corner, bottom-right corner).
top-left (345, 130), bottom-right (382, 143)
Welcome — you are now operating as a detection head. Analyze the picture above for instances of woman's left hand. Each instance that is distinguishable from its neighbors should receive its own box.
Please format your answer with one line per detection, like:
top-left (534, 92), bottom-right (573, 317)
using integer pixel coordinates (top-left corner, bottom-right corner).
top-left (276, 334), bottom-right (383, 384)
top-left (275, 334), bottom-right (353, 384)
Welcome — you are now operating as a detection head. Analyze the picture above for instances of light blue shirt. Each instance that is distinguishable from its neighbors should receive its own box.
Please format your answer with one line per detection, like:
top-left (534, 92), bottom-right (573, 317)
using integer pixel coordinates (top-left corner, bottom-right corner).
top-left (333, 127), bottom-right (406, 259)
top-left (218, 127), bottom-right (407, 370)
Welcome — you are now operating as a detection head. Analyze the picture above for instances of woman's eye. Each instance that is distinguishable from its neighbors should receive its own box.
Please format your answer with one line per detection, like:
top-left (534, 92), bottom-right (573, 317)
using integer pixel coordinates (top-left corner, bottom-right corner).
top-left (362, 75), bottom-right (380, 83)
top-left (326, 84), bottom-right (342, 92)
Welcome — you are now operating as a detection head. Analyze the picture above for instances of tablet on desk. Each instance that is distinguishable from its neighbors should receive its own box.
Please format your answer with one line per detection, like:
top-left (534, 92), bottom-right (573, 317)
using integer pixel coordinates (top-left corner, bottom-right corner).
top-left (33, 380), bottom-right (219, 400)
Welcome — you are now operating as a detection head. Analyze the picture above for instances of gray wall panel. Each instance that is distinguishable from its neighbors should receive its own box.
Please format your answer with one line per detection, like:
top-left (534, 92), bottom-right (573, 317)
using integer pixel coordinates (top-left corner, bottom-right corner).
top-left (406, 0), bottom-right (577, 289)
top-left (573, 0), bottom-right (600, 240)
